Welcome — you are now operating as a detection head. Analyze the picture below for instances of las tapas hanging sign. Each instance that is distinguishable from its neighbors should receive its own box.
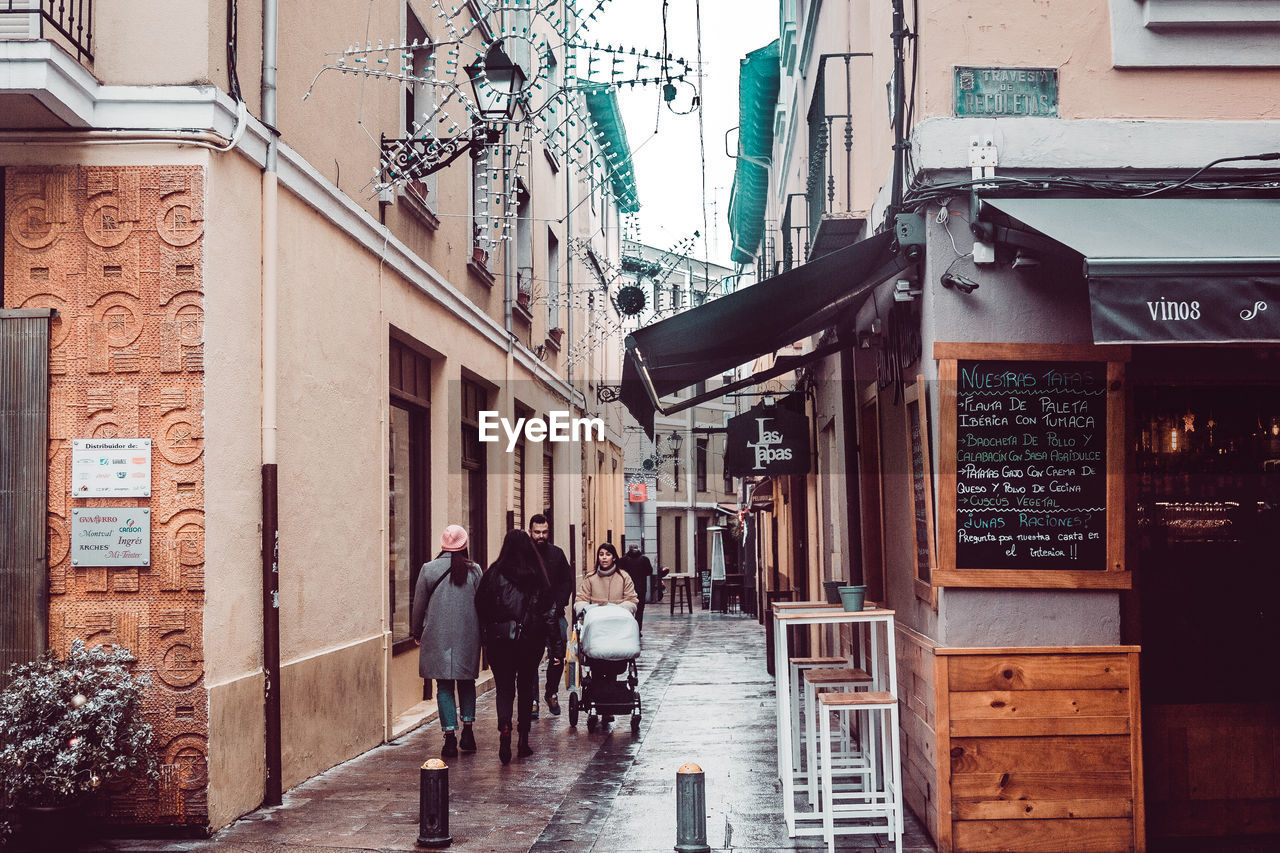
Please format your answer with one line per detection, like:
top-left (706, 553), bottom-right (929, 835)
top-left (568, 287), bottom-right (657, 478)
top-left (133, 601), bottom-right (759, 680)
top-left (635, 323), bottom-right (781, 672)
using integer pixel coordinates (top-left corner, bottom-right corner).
top-left (725, 404), bottom-right (811, 477)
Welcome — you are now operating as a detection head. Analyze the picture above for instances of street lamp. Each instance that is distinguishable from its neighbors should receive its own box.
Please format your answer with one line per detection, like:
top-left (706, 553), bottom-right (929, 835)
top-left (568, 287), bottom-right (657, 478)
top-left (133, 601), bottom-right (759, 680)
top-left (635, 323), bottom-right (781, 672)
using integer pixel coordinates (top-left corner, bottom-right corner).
top-left (664, 430), bottom-right (683, 459)
top-left (380, 41), bottom-right (527, 183)
top-left (465, 41), bottom-right (527, 128)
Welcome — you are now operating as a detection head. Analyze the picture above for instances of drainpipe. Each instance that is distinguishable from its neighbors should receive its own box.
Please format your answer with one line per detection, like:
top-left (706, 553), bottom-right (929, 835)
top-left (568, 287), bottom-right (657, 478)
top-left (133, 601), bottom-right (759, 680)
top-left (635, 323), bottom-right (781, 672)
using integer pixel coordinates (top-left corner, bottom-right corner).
top-left (889, 0), bottom-right (908, 216)
top-left (563, 14), bottom-right (573, 387)
top-left (260, 0), bottom-right (283, 809)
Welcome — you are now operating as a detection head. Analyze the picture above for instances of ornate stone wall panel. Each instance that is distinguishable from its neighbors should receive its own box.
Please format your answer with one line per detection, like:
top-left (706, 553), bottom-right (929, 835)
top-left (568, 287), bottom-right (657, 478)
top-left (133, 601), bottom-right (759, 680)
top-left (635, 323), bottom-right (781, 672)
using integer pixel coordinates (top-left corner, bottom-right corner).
top-left (48, 511), bottom-right (70, 595)
top-left (4, 164), bottom-right (208, 828)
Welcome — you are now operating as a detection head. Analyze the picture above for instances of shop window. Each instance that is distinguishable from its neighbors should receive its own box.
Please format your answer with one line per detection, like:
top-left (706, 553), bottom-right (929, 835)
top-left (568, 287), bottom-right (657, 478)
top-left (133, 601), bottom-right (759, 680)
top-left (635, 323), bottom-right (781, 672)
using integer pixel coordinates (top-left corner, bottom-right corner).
top-left (389, 336), bottom-right (431, 649)
top-left (461, 378), bottom-right (488, 566)
top-left (857, 394), bottom-right (886, 606)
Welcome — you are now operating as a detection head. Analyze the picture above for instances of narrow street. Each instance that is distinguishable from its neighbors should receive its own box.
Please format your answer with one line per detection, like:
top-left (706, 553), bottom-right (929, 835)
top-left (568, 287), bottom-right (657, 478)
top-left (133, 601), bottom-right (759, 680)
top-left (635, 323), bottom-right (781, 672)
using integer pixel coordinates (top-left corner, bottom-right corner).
top-left (89, 608), bottom-right (934, 853)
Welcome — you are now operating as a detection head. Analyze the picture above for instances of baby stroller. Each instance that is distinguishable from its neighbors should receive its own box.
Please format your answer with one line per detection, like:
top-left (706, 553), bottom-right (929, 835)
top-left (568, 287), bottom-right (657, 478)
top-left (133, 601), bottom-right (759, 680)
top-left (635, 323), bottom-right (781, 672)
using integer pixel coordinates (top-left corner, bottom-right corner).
top-left (567, 603), bottom-right (642, 733)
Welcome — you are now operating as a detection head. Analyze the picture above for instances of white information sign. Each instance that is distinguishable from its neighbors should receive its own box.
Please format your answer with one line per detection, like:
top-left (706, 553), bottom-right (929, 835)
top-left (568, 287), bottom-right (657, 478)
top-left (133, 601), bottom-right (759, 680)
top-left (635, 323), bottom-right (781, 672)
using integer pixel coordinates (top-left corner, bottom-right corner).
top-left (71, 508), bottom-right (151, 567)
top-left (71, 438), bottom-right (152, 497)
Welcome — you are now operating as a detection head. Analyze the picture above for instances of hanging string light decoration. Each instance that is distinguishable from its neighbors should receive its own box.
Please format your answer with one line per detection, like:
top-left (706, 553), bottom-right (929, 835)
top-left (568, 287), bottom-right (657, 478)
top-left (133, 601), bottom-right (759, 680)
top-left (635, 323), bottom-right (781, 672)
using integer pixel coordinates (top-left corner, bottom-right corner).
top-left (563, 230), bottom-right (704, 367)
top-left (305, 0), bottom-right (693, 194)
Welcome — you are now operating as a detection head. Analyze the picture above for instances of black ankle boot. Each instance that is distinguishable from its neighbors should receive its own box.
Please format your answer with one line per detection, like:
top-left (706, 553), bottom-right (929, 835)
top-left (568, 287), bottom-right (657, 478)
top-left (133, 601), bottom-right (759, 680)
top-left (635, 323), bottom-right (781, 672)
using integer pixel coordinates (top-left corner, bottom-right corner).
top-left (498, 726), bottom-right (512, 764)
top-left (441, 732), bottom-right (458, 758)
top-left (517, 732), bottom-right (533, 758)
top-left (459, 724), bottom-right (476, 753)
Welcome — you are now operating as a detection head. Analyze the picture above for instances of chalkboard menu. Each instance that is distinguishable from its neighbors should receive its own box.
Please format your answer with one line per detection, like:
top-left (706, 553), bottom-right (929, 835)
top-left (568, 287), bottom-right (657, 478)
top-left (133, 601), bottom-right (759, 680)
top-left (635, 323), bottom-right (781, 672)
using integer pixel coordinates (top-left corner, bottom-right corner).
top-left (955, 359), bottom-right (1107, 570)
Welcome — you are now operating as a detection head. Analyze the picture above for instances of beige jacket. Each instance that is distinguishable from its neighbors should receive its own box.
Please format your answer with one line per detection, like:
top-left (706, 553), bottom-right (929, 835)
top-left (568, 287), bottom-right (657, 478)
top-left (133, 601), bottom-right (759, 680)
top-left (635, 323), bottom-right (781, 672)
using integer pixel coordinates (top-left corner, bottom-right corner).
top-left (575, 568), bottom-right (639, 614)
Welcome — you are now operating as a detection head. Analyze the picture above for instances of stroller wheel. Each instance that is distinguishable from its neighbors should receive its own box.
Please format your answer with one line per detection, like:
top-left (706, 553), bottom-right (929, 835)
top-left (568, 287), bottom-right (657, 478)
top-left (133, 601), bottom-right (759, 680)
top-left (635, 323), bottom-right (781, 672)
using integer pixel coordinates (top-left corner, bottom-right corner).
top-left (587, 714), bottom-right (598, 733)
top-left (568, 693), bottom-right (579, 727)
top-left (630, 714), bottom-right (641, 734)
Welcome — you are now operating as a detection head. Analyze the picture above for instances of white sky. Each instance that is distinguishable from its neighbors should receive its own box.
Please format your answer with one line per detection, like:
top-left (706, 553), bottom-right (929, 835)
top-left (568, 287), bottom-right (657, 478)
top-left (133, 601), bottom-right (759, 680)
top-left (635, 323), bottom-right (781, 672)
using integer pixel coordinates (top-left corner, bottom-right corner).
top-left (589, 0), bottom-right (778, 267)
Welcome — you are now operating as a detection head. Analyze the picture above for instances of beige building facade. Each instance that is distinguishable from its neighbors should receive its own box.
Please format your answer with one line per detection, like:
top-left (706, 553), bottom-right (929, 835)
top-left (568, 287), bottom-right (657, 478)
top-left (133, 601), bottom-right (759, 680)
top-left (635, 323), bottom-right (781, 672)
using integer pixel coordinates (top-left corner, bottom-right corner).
top-left (1, 0), bottom-right (629, 833)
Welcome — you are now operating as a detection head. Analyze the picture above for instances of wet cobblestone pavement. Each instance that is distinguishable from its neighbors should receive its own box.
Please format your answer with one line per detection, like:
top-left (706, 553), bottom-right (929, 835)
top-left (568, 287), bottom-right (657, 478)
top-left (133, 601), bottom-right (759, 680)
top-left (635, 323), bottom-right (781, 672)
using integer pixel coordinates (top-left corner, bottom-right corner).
top-left (89, 608), bottom-right (936, 852)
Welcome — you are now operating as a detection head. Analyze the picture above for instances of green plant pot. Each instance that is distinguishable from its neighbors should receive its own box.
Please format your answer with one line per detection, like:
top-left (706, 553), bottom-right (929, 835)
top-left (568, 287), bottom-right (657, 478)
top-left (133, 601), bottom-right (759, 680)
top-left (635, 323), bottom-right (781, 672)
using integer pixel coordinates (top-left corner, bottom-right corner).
top-left (837, 585), bottom-right (866, 612)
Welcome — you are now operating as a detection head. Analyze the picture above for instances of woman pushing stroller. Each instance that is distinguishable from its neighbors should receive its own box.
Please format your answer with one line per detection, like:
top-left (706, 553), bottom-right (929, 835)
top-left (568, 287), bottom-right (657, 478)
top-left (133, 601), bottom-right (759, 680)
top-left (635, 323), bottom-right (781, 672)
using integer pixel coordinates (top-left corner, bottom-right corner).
top-left (570, 543), bottom-right (642, 729)
top-left (575, 542), bottom-right (639, 613)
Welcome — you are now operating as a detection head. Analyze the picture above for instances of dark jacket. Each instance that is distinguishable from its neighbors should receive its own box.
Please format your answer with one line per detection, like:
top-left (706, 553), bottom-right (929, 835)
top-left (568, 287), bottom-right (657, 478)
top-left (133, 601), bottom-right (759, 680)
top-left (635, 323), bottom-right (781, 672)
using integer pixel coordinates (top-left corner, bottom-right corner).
top-left (476, 561), bottom-right (565, 659)
top-left (535, 541), bottom-right (575, 611)
top-left (618, 550), bottom-right (654, 590)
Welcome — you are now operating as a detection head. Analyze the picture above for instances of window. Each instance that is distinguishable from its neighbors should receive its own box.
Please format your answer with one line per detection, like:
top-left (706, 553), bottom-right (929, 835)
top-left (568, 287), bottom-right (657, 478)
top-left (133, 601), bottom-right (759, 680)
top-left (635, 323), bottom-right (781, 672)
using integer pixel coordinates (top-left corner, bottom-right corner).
top-left (542, 448), bottom-right (554, 527)
top-left (547, 230), bottom-right (561, 331)
top-left (513, 439), bottom-right (526, 532)
top-left (461, 378), bottom-right (488, 566)
top-left (723, 436), bottom-right (734, 494)
top-left (695, 437), bottom-right (708, 492)
top-left (472, 146), bottom-right (495, 270)
top-left (389, 336), bottom-right (431, 648)
top-left (512, 405), bottom-right (531, 526)
top-left (516, 187), bottom-right (533, 314)
top-left (403, 10), bottom-right (438, 216)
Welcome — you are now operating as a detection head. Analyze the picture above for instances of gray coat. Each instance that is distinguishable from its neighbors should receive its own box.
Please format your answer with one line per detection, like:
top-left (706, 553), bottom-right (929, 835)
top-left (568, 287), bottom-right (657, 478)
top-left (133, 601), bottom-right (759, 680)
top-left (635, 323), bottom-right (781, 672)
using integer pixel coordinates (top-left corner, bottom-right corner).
top-left (409, 555), bottom-right (483, 680)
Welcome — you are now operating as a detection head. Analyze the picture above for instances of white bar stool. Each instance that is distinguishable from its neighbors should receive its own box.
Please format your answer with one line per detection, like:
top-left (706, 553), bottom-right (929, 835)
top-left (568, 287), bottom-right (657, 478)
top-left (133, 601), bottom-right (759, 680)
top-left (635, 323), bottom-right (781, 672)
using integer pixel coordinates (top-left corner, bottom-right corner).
top-left (786, 656), bottom-right (844, 774)
top-left (801, 666), bottom-right (872, 804)
top-left (817, 690), bottom-right (903, 853)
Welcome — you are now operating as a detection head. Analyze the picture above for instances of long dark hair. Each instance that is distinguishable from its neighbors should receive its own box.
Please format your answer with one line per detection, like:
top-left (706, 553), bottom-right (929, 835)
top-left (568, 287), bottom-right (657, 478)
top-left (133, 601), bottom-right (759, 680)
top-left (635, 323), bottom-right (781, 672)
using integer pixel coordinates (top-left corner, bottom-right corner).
top-left (595, 541), bottom-right (619, 571)
top-left (449, 549), bottom-right (473, 584)
top-left (435, 548), bottom-right (475, 584)
top-left (490, 529), bottom-right (549, 590)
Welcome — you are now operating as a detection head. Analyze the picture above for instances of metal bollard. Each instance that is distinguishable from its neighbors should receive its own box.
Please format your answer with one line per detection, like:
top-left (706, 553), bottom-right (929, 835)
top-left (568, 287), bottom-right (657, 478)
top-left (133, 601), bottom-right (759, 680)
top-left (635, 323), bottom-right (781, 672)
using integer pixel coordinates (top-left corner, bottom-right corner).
top-left (674, 762), bottom-right (710, 853)
top-left (416, 758), bottom-right (451, 849)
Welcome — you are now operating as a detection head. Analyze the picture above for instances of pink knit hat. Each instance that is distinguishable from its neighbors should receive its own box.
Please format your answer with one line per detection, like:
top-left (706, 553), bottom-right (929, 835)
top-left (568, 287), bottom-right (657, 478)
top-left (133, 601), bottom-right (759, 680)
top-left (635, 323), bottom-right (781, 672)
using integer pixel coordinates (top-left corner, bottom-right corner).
top-left (440, 525), bottom-right (468, 552)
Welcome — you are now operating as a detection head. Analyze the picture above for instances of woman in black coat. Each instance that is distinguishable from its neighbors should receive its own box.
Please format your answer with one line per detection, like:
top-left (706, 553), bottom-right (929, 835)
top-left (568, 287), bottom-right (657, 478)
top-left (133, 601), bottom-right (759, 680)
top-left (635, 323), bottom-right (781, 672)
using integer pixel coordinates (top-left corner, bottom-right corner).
top-left (476, 529), bottom-right (565, 763)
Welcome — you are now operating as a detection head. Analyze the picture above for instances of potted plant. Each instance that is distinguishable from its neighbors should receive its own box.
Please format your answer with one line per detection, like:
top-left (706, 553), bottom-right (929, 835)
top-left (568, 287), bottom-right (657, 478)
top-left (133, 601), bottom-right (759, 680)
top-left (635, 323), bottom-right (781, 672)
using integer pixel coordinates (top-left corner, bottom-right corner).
top-left (0, 640), bottom-right (157, 848)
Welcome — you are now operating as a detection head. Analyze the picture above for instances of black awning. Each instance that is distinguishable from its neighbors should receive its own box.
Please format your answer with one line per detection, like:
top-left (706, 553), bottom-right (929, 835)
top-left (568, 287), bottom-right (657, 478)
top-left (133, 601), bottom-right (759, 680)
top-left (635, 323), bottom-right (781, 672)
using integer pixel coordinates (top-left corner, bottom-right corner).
top-left (622, 229), bottom-right (908, 434)
top-left (983, 197), bottom-right (1280, 344)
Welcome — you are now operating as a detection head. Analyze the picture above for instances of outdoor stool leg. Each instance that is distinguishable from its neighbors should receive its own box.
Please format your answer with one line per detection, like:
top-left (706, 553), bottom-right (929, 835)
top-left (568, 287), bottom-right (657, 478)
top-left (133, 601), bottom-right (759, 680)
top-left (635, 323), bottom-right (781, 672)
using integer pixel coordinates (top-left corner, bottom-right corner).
top-left (820, 706), bottom-right (835, 853)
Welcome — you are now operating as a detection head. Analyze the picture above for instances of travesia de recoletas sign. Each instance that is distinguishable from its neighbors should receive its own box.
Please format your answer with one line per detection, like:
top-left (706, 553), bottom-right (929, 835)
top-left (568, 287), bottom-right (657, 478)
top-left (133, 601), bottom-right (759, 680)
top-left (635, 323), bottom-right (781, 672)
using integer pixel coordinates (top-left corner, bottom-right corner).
top-left (725, 404), bottom-right (811, 477)
top-left (954, 66), bottom-right (1058, 118)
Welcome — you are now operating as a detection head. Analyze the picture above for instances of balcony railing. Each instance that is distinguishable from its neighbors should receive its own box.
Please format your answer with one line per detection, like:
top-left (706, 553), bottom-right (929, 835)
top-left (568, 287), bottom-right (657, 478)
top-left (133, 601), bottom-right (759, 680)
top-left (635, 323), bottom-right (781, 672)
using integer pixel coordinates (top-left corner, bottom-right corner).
top-left (807, 56), bottom-right (852, 239)
top-left (0, 0), bottom-right (94, 62)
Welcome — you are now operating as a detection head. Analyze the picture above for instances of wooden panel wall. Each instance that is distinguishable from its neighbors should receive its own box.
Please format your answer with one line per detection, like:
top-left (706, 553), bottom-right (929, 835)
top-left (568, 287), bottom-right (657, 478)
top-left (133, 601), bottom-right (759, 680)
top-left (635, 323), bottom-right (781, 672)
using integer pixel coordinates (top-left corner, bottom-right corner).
top-left (897, 625), bottom-right (940, 844)
top-left (935, 647), bottom-right (1144, 853)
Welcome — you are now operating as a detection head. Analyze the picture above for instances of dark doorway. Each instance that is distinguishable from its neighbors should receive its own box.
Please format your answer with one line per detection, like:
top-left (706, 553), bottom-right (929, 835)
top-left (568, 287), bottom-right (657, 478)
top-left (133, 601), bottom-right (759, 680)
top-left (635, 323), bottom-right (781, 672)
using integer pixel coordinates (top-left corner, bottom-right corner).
top-left (1130, 357), bottom-right (1280, 849)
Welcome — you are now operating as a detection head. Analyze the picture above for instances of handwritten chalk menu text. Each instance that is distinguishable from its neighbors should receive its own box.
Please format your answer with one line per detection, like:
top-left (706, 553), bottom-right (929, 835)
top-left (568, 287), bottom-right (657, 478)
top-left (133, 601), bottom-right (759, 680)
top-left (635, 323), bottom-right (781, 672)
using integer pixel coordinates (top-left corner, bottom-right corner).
top-left (955, 360), bottom-right (1107, 570)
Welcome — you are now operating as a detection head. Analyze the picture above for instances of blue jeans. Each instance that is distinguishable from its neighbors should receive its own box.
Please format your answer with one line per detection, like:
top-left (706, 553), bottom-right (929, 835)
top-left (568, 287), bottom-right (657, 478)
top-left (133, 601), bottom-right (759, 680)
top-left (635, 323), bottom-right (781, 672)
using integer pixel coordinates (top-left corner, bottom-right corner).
top-left (435, 679), bottom-right (476, 731)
